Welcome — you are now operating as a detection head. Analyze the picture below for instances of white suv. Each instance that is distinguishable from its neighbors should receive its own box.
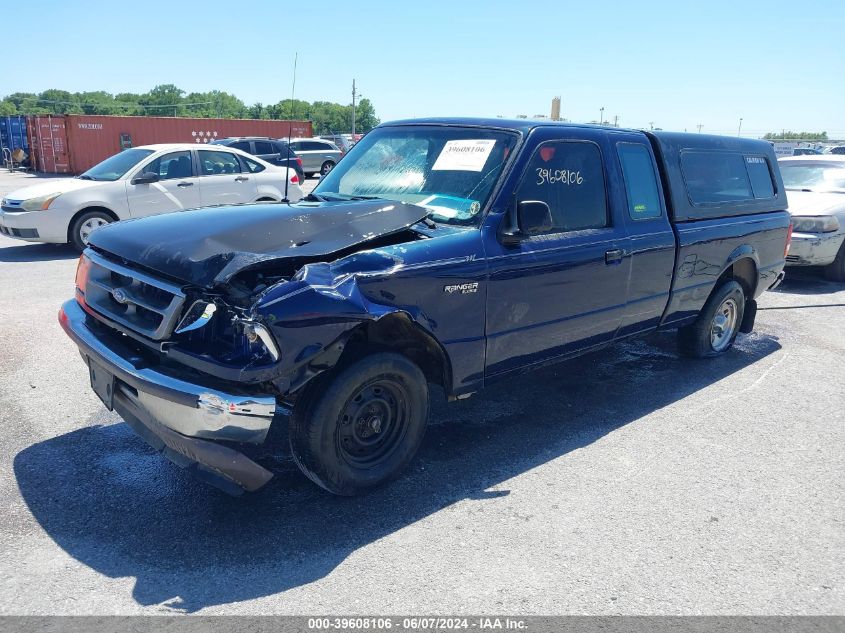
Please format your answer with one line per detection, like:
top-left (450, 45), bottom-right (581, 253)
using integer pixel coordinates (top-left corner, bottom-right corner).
top-left (0, 143), bottom-right (303, 251)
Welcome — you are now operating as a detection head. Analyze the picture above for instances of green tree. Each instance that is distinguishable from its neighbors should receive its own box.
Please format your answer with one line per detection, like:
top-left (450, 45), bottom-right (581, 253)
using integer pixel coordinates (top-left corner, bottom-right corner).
top-left (764, 131), bottom-right (828, 141)
top-left (139, 84), bottom-right (185, 116)
top-left (38, 89), bottom-right (82, 114)
top-left (0, 100), bottom-right (17, 115)
top-left (114, 93), bottom-right (143, 115)
top-left (75, 91), bottom-right (115, 115)
top-left (354, 98), bottom-right (379, 134)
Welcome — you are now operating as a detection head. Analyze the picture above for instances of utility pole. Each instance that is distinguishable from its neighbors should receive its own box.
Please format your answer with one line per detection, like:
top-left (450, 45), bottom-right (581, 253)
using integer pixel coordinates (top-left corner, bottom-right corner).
top-left (737, 117), bottom-right (743, 137)
top-left (649, 121), bottom-right (654, 131)
top-left (697, 124), bottom-right (703, 133)
top-left (599, 106), bottom-right (604, 125)
top-left (613, 115), bottom-right (618, 127)
top-left (351, 79), bottom-right (357, 138)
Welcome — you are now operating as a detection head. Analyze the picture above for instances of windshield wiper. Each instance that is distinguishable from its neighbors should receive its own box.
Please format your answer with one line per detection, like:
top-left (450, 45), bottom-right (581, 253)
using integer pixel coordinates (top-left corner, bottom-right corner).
top-left (77, 175), bottom-right (94, 180)
top-left (302, 192), bottom-right (327, 202)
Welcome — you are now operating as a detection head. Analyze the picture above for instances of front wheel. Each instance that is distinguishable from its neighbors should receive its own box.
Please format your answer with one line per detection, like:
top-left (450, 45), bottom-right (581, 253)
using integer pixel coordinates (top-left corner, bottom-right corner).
top-left (320, 160), bottom-right (336, 176)
top-left (289, 352), bottom-right (429, 495)
top-left (69, 210), bottom-right (113, 252)
top-left (678, 280), bottom-right (746, 358)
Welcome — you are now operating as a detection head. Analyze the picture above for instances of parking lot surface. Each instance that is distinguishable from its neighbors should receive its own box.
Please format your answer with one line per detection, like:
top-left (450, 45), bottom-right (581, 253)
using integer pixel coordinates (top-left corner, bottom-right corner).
top-left (0, 171), bottom-right (842, 615)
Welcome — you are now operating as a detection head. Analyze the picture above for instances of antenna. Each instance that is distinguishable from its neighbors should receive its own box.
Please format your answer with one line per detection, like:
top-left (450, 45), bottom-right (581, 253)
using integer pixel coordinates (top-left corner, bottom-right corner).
top-left (283, 52), bottom-right (298, 203)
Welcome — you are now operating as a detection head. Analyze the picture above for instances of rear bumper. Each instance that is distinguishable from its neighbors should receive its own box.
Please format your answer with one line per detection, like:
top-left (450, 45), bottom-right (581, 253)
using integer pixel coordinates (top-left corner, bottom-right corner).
top-left (58, 299), bottom-right (277, 492)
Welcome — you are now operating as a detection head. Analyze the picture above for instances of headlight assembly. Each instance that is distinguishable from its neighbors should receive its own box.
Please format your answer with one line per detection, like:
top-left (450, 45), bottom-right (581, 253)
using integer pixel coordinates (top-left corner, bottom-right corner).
top-left (791, 216), bottom-right (840, 233)
top-left (21, 192), bottom-right (62, 212)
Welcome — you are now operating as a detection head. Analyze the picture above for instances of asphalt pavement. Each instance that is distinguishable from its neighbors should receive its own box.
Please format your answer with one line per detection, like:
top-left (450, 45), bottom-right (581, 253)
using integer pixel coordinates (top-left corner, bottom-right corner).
top-left (0, 170), bottom-right (842, 615)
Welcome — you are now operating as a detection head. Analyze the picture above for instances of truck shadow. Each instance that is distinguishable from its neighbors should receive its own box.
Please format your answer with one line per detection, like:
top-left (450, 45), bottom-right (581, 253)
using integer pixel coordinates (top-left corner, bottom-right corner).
top-left (14, 330), bottom-right (781, 612)
top-left (775, 270), bottom-right (844, 295)
top-left (0, 242), bottom-right (78, 262)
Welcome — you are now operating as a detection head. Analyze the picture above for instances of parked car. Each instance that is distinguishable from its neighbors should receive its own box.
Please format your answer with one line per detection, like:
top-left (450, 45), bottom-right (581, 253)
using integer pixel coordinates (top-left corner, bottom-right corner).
top-left (318, 134), bottom-right (354, 154)
top-left (0, 144), bottom-right (302, 251)
top-left (60, 119), bottom-right (790, 496)
top-left (210, 137), bottom-right (305, 181)
top-left (793, 147), bottom-right (822, 156)
top-left (779, 155), bottom-right (845, 280)
top-left (288, 138), bottom-right (343, 178)
top-left (822, 146), bottom-right (845, 155)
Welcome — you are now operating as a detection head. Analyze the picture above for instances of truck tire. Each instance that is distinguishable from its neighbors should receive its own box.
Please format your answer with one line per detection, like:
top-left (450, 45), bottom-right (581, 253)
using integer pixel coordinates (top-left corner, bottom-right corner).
top-left (289, 352), bottom-right (429, 495)
top-left (678, 280), bottom-right (746, 358)
top-left (69, 210), bottom-right (113, 252)
top-left (824, 241), bottom-right (845, 282)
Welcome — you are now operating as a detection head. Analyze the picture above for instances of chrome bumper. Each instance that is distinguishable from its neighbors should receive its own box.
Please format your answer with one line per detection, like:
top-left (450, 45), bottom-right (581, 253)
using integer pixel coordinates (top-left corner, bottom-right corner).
top-left (58, 299), bottom-right (277, 444)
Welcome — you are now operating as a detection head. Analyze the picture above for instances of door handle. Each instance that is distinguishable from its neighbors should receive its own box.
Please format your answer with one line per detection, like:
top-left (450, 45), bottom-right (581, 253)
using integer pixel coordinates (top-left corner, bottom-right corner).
top-left (605, 249), bottom-right (625, 265)
top-left (235, 176), bottom-right (249, 182)
top-left (176, 181), bottom-right (193, 188)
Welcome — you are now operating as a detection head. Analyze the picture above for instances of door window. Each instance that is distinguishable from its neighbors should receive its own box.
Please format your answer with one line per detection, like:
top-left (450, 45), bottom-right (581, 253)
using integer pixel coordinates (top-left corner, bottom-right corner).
top-left (304, 141), bottom-right (331, 151)
top-left (144, 151), bottom-right (193, 180)
top-left (617, 143), bottom-right (662, 220)
top-left (517, 141), bottom-right (608, 232)
top-left (254, 141), bottom-right (275, 154)
top-left (198, 150), bottom-right (242, 175)
top-left (230, 141), bottom-right (251, 152)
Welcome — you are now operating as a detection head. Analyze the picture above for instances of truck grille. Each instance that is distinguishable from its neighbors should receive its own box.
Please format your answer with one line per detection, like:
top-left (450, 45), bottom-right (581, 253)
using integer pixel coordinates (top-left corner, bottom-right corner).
top-left (82, 250), bottom-right (186, 341)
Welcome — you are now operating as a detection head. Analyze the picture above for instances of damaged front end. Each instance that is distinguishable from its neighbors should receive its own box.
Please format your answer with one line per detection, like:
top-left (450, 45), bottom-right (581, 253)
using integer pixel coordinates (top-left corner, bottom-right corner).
top-left (61, 198), bottom-right (434, 493)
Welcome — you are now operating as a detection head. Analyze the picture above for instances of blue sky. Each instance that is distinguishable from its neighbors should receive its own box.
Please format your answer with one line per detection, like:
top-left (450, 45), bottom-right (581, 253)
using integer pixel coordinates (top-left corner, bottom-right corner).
top-left (5, 0), bottom-right (844, 136)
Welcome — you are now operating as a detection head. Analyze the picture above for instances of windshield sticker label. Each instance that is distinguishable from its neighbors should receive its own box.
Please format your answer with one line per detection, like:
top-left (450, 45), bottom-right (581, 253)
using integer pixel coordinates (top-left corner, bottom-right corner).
top-left (432, 140), bottom-right (496, 172)
top-left (536, 168), bottom-right (584, 186)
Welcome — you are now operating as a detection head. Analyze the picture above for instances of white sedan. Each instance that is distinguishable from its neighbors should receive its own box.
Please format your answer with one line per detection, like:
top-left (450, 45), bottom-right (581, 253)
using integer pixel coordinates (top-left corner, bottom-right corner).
top-left (779, 155), bottom-right (845, 281)
top-left (0, 143), bottom-right (303, 251)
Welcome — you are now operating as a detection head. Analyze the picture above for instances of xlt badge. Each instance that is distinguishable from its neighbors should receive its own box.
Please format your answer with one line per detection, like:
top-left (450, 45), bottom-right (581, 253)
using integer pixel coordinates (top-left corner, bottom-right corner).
top-left (444, 282), bottom-right (478, 294)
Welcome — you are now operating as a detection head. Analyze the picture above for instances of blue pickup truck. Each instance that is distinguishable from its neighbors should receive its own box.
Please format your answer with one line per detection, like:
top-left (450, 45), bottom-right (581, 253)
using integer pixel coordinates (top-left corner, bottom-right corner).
top-left (59, 118), bottom-right (791, 495)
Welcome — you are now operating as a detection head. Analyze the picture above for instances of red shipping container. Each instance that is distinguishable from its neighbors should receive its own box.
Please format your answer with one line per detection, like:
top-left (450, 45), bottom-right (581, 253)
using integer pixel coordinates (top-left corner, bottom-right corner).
top-left (28, 115), bottom-right (313, 174)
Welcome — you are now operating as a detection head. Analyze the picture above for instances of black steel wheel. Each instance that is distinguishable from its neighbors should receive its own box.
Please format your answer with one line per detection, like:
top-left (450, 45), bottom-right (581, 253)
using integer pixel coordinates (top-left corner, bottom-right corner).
top-left (290, 352), bottom-right (429, 495)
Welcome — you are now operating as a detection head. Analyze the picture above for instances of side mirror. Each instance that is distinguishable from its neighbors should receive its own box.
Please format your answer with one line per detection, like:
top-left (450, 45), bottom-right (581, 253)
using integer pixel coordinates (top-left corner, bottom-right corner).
top-left (131, 171), bottom-right (159, 185)
top-left (500, 200), bottom-right (553, 245)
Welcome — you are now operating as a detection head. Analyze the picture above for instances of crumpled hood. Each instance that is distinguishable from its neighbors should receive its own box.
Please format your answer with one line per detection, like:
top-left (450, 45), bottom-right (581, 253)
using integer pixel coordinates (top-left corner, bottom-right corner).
top-left (3, 177), bottom-right (102, 202)
top-left (87, 199), bottom-right (428, 288)
top-left (785, 190), bottom-right (845, 216)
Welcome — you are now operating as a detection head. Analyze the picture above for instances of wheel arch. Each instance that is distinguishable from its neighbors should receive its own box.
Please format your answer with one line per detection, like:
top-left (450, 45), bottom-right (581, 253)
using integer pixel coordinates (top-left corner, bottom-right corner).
top-left (67, 206), bottom-right (119, 242)
top-left (346, 312), bottom-right (453, 394)
top-left (720, 246), bottom-right (759, 299)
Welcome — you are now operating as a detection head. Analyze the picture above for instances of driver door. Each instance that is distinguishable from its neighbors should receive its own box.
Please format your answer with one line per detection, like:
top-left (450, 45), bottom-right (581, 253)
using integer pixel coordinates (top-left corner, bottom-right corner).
top-left (483, 129), bottom-right (632, 376)
top-left (126, 150), bottom-right (201, 217)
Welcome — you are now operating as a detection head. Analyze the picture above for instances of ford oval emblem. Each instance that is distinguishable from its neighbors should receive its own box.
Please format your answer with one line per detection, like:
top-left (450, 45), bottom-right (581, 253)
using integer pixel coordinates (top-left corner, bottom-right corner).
top-left (111, 288), bottom-right (128, 304)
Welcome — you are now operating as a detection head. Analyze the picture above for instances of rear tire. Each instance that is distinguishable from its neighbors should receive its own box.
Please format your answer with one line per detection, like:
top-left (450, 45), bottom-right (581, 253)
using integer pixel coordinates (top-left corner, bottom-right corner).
top-left (289, 352), bottom-right (429, 496)
top-left (69, 210), bottom-right (113, 252)
top-left (678, 280), bottom-right (746, 358)
top-left (824, 241), bottom-right (845, 282)
top-left (320, 160), bottom-right (336, 176)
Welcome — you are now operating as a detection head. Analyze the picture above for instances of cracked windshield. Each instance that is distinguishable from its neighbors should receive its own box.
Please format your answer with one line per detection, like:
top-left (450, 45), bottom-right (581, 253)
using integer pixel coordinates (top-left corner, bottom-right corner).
top-left (314, 126), bottom-right (518, 224)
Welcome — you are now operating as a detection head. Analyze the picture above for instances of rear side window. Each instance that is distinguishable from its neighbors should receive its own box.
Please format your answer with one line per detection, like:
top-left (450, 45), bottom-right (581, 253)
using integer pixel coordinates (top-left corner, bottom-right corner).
top-left (243, 157), bottom-right (266, 173)
top-left (617, 143), bottom-right (662, 220)
top-left (517, 141), bottom-right (608, 232)
top-left (745, 156), bottom-right (775, 198)
top-left (681, 151), bottom-right (753, 204)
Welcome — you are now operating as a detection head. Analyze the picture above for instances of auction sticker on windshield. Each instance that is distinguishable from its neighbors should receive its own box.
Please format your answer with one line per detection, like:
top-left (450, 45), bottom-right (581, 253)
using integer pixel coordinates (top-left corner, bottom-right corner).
top-left (432, 139), bottom-right (496, 171)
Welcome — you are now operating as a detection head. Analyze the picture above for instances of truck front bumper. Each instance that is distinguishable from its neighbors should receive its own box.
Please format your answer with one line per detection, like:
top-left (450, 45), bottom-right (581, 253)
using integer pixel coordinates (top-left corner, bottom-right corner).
top-left (785, 231), bottom-right (845, 267)
top-left (58, 299), bottom-right (277, 494)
